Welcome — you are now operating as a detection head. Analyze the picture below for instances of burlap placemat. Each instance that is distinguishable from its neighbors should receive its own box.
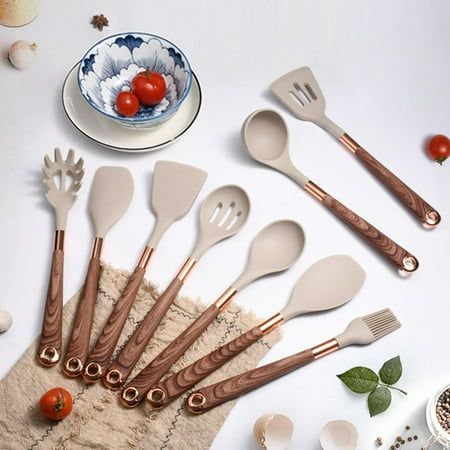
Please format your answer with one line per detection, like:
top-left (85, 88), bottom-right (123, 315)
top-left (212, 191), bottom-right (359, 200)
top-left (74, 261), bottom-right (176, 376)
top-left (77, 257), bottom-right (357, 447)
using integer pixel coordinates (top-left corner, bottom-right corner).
top-left (0, 264), bottom-right (281, 450)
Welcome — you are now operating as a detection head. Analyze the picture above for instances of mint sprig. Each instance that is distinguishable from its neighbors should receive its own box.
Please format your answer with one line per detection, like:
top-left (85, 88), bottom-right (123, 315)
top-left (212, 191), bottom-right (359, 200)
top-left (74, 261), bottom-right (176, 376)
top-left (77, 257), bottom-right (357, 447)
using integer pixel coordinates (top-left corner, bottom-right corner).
top-left (337, 356), bottom-right (407, 417)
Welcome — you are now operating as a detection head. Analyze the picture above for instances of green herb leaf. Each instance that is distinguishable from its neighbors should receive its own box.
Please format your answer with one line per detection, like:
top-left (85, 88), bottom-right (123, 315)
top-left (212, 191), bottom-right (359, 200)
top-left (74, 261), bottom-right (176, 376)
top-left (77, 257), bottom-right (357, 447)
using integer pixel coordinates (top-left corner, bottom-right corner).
top-left (368, 386), bottom-right (392, 416)
top-left (337, 367), bottom-right (379, 393)
top-left (379, 356), bottom-right (402, 385)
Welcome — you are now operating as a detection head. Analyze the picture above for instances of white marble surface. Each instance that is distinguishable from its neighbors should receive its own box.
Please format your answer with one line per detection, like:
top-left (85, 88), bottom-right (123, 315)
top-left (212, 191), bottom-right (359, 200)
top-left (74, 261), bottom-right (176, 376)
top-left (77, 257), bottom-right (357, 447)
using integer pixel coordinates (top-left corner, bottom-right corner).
top-left (0, 1), bottom-right (449, 448)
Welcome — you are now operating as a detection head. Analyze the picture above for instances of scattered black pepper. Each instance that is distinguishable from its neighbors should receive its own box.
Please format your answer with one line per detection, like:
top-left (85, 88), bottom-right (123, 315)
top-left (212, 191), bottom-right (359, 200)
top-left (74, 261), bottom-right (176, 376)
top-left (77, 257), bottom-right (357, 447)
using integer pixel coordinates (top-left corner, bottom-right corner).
top-left (407, 437), bottom-right (412, 441)
top-left (405, 425), bottom-right (411, 430)
top-left (414, 435), bottom-right (418, 440)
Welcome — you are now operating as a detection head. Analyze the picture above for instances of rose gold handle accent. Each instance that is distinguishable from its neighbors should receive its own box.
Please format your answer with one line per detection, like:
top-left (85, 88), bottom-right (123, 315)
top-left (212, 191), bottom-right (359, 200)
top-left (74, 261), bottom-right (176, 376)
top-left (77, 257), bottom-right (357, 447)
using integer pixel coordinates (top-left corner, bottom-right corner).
top-left (83, 247), bottom-right (153, 383)
top-left (120, 289), bottom-right (237, 408)
top-left (38, 230), bottom-right (64, 367)
top-left (63, 238), bottom-right (103, 377)
top-left (305, 181), bottom-right (419, 274)
top-left (341, 134), bottom-right (441, 228)
top-left (103, 260), bottom-right (193, 390)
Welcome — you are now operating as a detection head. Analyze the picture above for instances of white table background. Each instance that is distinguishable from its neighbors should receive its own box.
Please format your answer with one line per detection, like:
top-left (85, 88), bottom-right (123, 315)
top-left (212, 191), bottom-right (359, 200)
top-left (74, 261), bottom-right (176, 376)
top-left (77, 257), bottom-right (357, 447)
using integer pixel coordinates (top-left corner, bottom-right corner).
top-left (1, 1), bottom-right (449, 448)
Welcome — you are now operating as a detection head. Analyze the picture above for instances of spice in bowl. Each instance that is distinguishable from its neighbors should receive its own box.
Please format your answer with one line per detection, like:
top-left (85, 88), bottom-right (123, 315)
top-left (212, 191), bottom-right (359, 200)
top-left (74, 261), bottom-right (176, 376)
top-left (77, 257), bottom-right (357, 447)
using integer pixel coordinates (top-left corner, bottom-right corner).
top-left (436, 387), bottom-right (450, 434)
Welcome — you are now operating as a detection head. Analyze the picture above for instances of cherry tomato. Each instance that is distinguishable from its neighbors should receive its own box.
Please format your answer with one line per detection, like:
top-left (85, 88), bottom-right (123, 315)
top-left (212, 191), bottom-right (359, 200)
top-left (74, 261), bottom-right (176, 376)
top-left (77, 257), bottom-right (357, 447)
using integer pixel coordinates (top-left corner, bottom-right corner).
top-left (427, 134), bottom-right (450, 165)
top-left (115, 91), bottom-right (140, 117)
top-left (131, 70), bottom-right (166, 106)
top-left (39, 387), bottom-right (73, 421)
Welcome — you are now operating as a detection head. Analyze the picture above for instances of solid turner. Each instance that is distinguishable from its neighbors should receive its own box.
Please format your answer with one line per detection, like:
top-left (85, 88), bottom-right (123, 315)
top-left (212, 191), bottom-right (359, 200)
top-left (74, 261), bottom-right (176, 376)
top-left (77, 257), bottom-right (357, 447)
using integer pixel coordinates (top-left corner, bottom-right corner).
top-left (103, 185), bottom-right (250, 389)
top-left (38, 148), bottom-right (84, 367)
top-left (147, 255), bottom-right (365, 409)
top-left (242, 109), bottom-right (419, 274)
top-left (63, 167), bottom-right (134, 377)
top-left (186, 308), bottom-right (401, 413)
top-left (120, 220), bottom-right (305, 407)
top-left (270, 67), bottom-right (441, 228)
top-left (82, 161), bottom-right (207, 383)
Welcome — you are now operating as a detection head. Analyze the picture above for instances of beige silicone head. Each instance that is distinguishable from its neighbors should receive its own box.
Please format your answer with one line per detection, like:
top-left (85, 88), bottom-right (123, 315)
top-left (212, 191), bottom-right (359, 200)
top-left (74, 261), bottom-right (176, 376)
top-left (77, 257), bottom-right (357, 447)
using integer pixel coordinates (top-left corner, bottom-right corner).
top-left (280, 255), bottom-right (365, 321)
top-left (191, 185), bottom-right (250, 260)
top-left (147, 161), bottom-right (208, 248)
top-left (320, 420), bottom-right (358, 450)
top-left (270, 67), bottom-right (344, 139)
top-left (88, 166), bottom-right (134, 238)
top-left (42, 148), bottom-right (84, 230)
top-left (241, 109), bottom-right (309, 186)
top-left (233, 220), bottom-right (305, 290)
top-left (254, 413), bottom-right (294, 450)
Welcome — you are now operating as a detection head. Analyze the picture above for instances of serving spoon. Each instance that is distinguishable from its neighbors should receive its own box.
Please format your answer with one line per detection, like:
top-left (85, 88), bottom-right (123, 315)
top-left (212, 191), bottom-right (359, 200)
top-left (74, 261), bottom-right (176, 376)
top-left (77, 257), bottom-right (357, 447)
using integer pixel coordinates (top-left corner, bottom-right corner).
top-left (120, 219), bottom-right (305, 407)
top-left (147, 255), bottom-right (364, 409)
top-left (82, 161), bottom-right (207, 383)
top-left (63, 167), bottom-right (134, 377)
top-left (103, 185), bottom-right (250, 389)
top-left (242, 109), bottom-right (418, 275)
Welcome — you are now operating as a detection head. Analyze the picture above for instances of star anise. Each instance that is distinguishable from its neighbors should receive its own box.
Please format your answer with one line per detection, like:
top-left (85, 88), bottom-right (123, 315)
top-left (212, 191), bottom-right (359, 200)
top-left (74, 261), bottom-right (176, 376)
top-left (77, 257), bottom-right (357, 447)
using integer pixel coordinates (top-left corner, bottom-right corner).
top-left (91, 14), bottom-right (109, 31)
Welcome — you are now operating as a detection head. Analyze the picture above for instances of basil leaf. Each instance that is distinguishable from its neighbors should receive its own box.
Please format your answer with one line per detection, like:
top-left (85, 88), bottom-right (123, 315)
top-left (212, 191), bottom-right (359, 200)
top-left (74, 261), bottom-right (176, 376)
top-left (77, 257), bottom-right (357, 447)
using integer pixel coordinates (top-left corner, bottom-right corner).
top-left (379, 356), bottom-right (402, 385)
top-left (368, 386), bottom-right (392, 416)
top-left (337, 367), bottom-right (379, 393)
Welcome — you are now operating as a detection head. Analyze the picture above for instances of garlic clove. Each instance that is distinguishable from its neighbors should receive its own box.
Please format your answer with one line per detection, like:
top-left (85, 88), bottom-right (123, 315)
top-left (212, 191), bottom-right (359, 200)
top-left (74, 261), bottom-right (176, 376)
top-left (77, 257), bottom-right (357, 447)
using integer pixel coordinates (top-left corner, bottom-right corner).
top-left (8, 40), bottom-right (37, 70)
top-left (0, 308), bottom-right (12, 333)
top-left (254, 413), bottom-right (294, 450)
top-left (320, 420), bottom-right (358, 450)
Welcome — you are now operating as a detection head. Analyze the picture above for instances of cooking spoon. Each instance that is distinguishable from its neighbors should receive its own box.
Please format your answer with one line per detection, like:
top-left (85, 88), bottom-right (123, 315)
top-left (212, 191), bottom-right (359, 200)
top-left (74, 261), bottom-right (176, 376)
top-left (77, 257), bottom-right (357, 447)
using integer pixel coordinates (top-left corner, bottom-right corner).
top-left (270, 67), bottom-right (441, 228)
top-left (320, 420), bottom-right (358, 450)
top-left (103, 185), bottom-right (250, 389)
top-left (120, 220), bottom-right (305, 407)
top-left (242, 109), bottom-right (418, 274)
top-left (38, 148), bottom-right (84, 367)
top-left (82, 161), bottom-right (207, 383)
top-left (186, 308), bottom-right (401, 414)
top-left (63, 167), bottom-right (134, 377)
top-left (147, 254), bottom-right (364, 409)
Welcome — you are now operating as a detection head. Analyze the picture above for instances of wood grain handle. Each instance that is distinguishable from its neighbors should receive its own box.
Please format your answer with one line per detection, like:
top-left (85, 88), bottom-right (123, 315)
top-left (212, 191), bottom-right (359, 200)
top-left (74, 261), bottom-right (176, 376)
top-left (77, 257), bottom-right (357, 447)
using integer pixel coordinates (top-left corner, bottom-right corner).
top-left (83, 264), bottom-right (146, 382)
top-left (104, 276), bottom-right (184, 389)
top-left (187, 348), bottom-right (316, 413)
top-left (344, 136), bottom-right (441, 228)
top-left (304, 181), bottom-right (419, 273)
top-left (38, 248), bottom-right (64, 367)
top-left (63, 255), bottom-right (101, 377)
top-left (148, 326), bottom-right (265, 409)
top-left (121, 303), bottom-right (221, 407)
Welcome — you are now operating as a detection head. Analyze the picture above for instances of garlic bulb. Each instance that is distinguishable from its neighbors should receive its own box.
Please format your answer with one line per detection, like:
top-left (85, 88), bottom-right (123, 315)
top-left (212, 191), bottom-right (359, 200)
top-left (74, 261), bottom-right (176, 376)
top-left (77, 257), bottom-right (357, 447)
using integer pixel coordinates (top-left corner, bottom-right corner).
top-left (0, 308), bottom-right (12, 333)
top-left (254, 413), bottom-right (294, 450)
top-left (8, 40), bottom-right (37, 70)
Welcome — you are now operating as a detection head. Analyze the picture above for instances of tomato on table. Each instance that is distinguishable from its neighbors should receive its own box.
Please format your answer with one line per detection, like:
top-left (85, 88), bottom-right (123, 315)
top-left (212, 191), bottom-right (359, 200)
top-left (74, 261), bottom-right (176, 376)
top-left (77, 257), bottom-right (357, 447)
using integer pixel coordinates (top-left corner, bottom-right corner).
top-left (115, 91), bottom-right (140, 117)
top-left (427, 134), bottom-right (450, 165)
top-left (39, 387), bottom-right (73, 421)
top-left (131, 70), bottom-right (166, 106)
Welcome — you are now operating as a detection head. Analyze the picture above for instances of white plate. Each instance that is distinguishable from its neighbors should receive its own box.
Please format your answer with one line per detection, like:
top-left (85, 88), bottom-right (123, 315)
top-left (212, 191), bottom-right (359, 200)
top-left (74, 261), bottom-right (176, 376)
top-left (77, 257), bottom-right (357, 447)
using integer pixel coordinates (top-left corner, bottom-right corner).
top-left (62, 62), bottom-right (202, 153)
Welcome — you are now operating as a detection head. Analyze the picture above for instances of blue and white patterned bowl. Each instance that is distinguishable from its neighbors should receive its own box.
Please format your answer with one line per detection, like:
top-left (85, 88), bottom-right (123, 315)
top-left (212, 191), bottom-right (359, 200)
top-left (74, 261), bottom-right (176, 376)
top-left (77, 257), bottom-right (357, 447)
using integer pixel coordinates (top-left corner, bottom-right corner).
top-left (78, 32), bottom-right (192, 130)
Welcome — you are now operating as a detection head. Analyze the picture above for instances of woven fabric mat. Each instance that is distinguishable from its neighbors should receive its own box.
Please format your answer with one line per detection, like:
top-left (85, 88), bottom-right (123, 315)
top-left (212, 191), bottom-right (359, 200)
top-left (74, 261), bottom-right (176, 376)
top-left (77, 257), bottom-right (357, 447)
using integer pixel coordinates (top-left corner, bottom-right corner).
top-left (0, 264), bottom-right (280, 450)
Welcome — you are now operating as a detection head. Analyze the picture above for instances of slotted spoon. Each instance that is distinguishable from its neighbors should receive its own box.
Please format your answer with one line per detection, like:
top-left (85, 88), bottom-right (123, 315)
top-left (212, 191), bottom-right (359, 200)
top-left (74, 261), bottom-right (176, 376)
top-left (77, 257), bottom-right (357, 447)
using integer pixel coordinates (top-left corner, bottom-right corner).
top-left (82, 161), bottom-right (207, 383)
top-left (63, 166), bottom-right (134, 377)
top-left (242, 109), bottom-right (419, 274)
top-left (120, 220), bottom-right (305, 407)
top-left (147, 255), bottom-right (365, 409)
top-left (270, 67), bottom-right (440, 228)
top-left (186, 308), bottom-right (401, 413)
top-left (38, 148), bottom-right (84, 367)
top-left (103, 185), bottom-right (250, 389)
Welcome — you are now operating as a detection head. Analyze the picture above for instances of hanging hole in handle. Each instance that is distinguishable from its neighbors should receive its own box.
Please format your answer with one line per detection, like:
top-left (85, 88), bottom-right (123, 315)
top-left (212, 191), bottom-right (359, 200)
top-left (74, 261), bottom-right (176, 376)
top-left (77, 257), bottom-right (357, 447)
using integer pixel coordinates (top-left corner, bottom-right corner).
top-left (423, 210), bottom-right (441, 229)
top-left (187, 393), bottom-right (206, 414)
top-left (104, 369), bottom-right (123, 390)
top-left (147, 388), bottom-right (166, 409)
top-left (83, 362), bottom-right (102, 382)
top-left (38, 347), bottom-right (59, 367)
top-left (121, 387), bottom-right (140, 408)
top-left (64, 357), bottom-right (83, 377)
top-left (399, 255), bottom-right (419, 276)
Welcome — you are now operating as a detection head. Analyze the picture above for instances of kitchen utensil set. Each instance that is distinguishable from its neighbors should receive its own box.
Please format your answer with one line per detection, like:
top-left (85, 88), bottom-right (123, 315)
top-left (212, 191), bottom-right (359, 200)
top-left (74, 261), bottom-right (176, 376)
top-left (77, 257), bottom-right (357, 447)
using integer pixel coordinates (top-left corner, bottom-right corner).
top-left (38, 148), bottom-right (84, 367)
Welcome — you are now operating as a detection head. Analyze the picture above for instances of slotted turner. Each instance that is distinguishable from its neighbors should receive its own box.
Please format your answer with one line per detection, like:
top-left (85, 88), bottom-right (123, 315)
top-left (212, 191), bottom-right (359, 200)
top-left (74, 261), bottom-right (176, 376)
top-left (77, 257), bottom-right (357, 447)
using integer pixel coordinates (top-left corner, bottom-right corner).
top-left (63, 167), bottom-right (134, 377)
top-left (82, 161), bottom-right (207, 383)
top-left (38, 148), bottom-right (84, 367)
top-left (186, 308), bottom-right (401, 413)
top-left (147, 255), bottom-right (365, 409)
top-left (270, 67), bottom-right (440, 228)
top-left (103, 185), bottom-right (250, 389)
